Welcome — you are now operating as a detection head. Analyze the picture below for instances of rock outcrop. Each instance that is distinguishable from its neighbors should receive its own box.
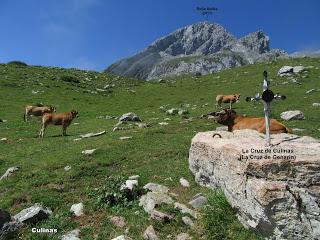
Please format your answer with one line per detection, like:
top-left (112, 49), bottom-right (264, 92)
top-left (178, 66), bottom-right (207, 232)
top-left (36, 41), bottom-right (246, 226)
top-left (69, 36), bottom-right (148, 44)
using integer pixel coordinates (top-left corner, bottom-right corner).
top-left (106, 22), bottom-right (286, 80)
top-left (188, 129), bottom-right (320, 240)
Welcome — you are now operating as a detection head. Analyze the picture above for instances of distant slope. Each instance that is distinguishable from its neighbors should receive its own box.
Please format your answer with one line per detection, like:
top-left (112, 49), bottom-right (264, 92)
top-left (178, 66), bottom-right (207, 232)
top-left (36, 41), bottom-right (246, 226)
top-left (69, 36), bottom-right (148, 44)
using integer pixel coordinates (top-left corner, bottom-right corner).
top-left (105, 22), bottom-right (287, 80)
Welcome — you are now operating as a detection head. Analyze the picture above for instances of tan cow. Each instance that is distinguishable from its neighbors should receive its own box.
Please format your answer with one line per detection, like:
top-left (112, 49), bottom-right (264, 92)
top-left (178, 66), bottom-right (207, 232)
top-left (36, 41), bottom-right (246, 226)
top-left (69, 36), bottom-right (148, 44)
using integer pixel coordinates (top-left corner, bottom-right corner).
top-left (39, 110), bottom-right (78, 138)
top-left (213, 109), bottom-right (292, 134)
top-left (24, 104), bottom-right (56, 122)
top-left (215, 94), bottom-right (240, 110)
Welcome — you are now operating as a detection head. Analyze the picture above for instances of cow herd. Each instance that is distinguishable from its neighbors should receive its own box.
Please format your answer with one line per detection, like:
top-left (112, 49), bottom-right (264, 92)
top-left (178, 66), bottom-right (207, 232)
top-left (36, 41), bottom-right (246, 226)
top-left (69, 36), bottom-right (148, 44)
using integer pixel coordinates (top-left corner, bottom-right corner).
top-left (24, 104), bottom-right (78, 138)
top-left (24, 93), bottom-right (291, 138)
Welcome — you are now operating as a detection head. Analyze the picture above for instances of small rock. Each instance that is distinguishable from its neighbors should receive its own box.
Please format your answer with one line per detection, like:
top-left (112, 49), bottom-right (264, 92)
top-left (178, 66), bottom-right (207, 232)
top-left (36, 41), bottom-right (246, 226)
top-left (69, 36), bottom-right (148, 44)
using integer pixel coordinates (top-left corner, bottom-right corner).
top-left (280, 110), bottom-right (305, 120)
top-left (13, 203), bottom-right (52, 224)
top-left (121, 180), bottom-right (138, 191)
top-left (0, 166), bottom-right (20, 181)
top-left (143, 183), bottom-right (169, 193)
top-left (143, 225), bottom-right (159, 240)
top-left (312, 103), bottom-right (320, 107)
top-left (179, 178), bottom-right (190, 187)
top-left (176, 233), bottom-right (192, 240)
top-left (139, 192), bottom-right (173, 213)
top-left (128, 175), bottom-right (140, 180)
top-left (182, 216), bottom-right (194, 227)
top-left (293, 66), bottom-right (306, 73)
top-left (110, 216), bottom-right (126, 228)
top-left (64, 166), bottom-right (71, 171)
top-left (158, 122), bottom-right (168, 126)
top-left (0, 221), bottom-right (22, 239)
top-left (119, 136), bottom-right (132, 140)
top-left (278, 66), bottom-right (293, 76)
top-left (80, 131), bottom-right (106, 139)
top-left (150, 210), bottom-right (173, 222)
top-left (105, 115), bottom-right (115, 120)
top-left (119, 112), bottom-right (141, 122)
top-left (166, 108), bottom-right (179, 115)
top-left (174, 202), bottom-right (197, 218)
top-left (0, 209), bottom-right (11, 229)
top-left (189, 194), bottom-right (208, 209)
top-left (137, 123), bottom-right (150, 129)
top-left (70, 203), bottom-right (84, 217)
top-left (178, 109), bottom-right (188, 115)
top-left (61, 229), bottom-right (81, 240)
top-left (111, 235), bottom-right (132, 240)
top-left (159, 105), bottom-right (168, 112)
top-left (306, 89), bottom-right (315, 94)
top-left (81, 149), bottom-right (97, 155)
top-left (164, 118), bottom-right (171, 121)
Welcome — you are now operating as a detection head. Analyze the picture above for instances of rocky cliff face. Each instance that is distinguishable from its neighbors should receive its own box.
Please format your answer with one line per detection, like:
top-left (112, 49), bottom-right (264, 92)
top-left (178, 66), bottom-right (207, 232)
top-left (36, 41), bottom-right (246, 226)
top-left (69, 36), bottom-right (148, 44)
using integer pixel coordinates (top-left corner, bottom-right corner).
top-left (106, 22), bottom-right (287, 80)
top-left (189, 130), bottom-right (320, 240)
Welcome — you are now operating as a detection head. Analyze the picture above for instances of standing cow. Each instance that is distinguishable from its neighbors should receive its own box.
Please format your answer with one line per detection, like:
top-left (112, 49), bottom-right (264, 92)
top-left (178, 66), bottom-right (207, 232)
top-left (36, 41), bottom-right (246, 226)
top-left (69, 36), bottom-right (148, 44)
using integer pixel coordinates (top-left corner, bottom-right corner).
top-left (39, 110), bottom-right (78, 138)
top-left (24, 104), bottom-right (56, 122)
top-left (215, 94), bottom-right (240, 110)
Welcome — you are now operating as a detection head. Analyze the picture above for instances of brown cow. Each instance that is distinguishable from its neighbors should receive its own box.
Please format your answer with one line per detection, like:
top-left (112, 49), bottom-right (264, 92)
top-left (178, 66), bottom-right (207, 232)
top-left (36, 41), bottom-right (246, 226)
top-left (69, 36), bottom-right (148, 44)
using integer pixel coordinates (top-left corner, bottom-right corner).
top-left (215, 94), bottom-right (240, 110)
top-left (39, 110), bottom-right (78, 138)
top-left (213, 109), bottom-right (292, 134)
top-left (24, 105), bottom-right (56, 122)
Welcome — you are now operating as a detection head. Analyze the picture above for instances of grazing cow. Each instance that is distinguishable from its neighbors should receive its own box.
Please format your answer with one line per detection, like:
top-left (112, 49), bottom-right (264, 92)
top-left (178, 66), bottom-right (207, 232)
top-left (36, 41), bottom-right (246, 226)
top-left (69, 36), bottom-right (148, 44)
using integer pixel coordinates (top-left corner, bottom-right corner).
top-left (24, 105), bottom-right (56, 122)
top-left (215, 94), bottom-right (240, 110)
top-left (213, 109), bottom-right (292, 134)
top-left (39, 110), bottom-right (78, 138)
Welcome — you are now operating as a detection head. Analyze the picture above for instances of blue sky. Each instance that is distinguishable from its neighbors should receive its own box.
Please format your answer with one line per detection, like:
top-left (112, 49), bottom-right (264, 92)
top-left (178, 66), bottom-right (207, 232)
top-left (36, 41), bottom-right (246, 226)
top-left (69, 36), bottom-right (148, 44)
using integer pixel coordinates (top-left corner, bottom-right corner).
top-left (0, 0), bottom-right (319, 71)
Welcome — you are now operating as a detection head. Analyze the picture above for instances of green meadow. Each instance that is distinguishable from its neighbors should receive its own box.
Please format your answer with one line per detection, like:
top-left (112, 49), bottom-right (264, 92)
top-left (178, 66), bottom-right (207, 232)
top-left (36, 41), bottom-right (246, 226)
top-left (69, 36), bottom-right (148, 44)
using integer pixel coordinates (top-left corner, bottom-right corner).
top-left (0, 57), bottom-right (319, 239)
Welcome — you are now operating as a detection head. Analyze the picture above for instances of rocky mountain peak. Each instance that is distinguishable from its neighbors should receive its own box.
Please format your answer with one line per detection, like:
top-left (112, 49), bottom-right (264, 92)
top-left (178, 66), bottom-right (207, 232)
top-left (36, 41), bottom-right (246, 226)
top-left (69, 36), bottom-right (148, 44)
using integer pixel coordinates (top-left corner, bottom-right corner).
top-left (149, 22), bottom-right (236, 56)
top-left (106, 22), bottom-right (286, 80)
top-left (238, 30), bottom-right (270, 53)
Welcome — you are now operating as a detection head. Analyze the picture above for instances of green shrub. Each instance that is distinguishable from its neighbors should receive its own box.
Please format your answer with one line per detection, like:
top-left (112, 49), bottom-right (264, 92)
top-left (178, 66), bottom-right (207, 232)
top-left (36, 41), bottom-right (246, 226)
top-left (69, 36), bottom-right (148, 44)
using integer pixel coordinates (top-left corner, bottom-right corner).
top-left (96, 176), bottom-right (146, 208)
top-left (60, 75), bottom-right (80, 84)
top-left (7, 61), bottom-right (28, 67)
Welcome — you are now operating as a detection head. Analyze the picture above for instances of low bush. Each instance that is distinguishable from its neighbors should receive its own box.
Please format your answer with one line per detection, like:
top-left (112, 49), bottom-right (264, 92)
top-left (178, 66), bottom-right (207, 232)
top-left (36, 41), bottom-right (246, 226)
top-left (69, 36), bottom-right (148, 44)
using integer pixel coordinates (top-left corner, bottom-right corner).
top-left (96, 175), bottom-right (146, 208)
top-left (7, 61), bottom-right (28, 67)
top-left (60, 75), bottom-right (80, 84)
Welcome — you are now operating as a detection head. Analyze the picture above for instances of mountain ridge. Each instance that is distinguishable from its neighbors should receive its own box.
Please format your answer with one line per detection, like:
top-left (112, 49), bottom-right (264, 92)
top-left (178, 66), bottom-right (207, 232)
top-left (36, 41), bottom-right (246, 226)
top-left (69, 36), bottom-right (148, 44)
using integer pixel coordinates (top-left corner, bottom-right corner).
top-left (106, 22), bottom-right (287, 80)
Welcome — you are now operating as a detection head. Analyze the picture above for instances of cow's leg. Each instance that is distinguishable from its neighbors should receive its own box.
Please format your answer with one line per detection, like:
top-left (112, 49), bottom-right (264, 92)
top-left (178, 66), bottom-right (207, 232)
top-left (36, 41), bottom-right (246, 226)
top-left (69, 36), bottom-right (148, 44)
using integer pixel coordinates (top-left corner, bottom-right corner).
top-left (24, 110), bottom-right (28, 122)
top-left (39, 123), bottom-right (44, 138)
top-left (62, 126), bottom-right (67, 136)
top-left (39, 122), bottom-right (47, 138)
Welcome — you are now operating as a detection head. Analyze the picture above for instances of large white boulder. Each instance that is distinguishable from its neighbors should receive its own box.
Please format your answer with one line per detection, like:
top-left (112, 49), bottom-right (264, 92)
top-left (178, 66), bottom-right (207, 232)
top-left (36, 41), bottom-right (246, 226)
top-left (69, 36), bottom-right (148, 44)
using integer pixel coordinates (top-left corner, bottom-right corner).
top-left (189, 129), bottom-right (320, 240)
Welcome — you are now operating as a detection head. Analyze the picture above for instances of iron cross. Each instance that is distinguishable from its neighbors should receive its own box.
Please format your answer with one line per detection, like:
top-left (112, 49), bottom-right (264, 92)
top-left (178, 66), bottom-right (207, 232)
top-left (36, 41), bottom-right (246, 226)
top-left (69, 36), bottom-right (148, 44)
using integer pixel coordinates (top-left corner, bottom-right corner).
top-left (246, 71), bottom-right (286, 146)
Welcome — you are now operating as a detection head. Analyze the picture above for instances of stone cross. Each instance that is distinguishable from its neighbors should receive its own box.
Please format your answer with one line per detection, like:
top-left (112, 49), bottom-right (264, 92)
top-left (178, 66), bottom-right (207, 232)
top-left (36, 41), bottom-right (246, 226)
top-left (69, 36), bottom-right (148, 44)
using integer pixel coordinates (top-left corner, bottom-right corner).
top-left (246, 71), bottom-right (286, 146)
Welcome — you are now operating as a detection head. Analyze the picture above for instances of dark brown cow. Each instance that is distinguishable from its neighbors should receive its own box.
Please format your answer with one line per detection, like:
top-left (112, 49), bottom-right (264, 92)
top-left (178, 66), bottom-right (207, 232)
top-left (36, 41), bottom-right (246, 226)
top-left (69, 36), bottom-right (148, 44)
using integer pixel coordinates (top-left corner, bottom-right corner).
top-left (39, 110), bottom-right (78, 138)
top-left (214, 109), bottom-right (292, 134)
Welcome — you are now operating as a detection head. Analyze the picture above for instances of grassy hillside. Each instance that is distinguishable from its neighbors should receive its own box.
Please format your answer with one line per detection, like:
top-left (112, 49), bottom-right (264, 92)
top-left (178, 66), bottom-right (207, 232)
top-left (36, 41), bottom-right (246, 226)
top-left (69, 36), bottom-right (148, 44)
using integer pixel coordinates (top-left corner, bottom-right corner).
top-left (0, 57), bottom-right (319, 239)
